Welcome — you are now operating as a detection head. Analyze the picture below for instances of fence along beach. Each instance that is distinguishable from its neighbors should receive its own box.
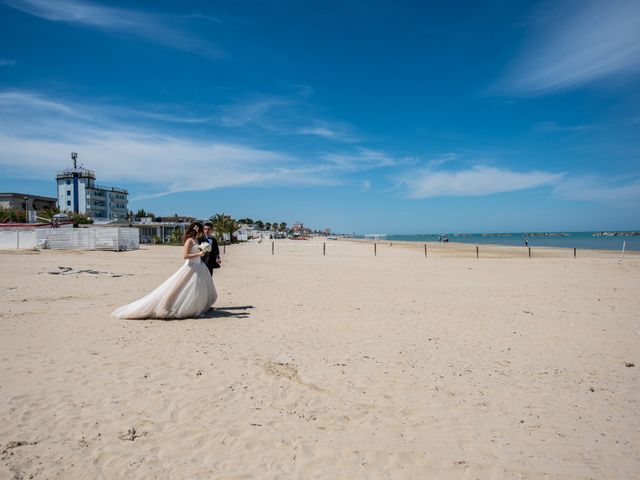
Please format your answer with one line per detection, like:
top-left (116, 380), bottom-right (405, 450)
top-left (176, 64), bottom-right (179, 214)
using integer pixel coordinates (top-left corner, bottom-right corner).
top-left (275, 236), bottom-right (639, 259)
top-left (1, 240), bottom-right (638, 478)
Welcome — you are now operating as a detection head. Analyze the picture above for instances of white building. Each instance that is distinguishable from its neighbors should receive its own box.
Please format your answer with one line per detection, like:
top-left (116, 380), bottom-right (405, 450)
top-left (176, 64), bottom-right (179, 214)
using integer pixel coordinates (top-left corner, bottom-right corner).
top-left (56, 153), bottom-right (128, 220)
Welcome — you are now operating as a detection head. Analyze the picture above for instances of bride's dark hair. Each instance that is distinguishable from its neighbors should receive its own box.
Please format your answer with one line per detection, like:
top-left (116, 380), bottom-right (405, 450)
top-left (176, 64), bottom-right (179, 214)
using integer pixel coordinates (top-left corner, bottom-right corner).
top-left (183, 221), bottom-right (203, 243)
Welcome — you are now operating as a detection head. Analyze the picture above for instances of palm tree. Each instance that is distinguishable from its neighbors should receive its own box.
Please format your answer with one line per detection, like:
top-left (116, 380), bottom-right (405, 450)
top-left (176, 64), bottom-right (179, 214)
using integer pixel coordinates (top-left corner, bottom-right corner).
top-left (210, 213), bottom-right (239, 244)
top-left (169, 227), bottom-right (182, 244)
top-left (279, 222), bottom-right (287, 233)
top-left (265, 222), bottom-right (272, 231)
top-left (255, 220), bottom-right (264, 230)
top-left (210, 213), bottom-right (228, 241)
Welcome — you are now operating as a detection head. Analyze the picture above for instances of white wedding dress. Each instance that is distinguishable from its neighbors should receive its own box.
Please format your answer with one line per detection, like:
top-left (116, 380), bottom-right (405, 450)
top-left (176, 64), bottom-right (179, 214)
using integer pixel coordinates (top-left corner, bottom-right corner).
top-left (112, 243), bottom-right (217, 319)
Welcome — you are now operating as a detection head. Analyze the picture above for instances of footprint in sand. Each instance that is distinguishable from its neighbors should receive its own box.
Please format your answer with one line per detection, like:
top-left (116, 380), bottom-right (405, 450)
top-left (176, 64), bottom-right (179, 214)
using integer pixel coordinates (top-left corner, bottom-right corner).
top-left (263, 361), bottom-right (322, 392)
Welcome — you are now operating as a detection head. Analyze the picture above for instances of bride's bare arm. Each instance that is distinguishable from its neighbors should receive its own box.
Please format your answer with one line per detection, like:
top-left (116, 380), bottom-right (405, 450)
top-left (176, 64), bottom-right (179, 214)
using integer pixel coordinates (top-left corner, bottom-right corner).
top-left (183, 238), bottom-right (205, 259)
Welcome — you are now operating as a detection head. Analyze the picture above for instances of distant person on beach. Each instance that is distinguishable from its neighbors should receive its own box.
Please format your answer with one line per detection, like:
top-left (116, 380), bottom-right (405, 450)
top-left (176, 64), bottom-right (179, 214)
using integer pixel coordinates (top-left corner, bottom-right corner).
top-left (198, 222), bottom-right (221, 275)
top-left (112, 221), bottom-right (217, 319)
top-left (525, 238), bottom-right (529, 247)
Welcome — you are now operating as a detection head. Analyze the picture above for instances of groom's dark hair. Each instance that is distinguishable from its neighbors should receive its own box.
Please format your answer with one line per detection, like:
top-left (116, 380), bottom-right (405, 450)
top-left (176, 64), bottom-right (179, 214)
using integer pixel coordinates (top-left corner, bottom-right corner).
top-left (204, 222), bottom-right (213, 228)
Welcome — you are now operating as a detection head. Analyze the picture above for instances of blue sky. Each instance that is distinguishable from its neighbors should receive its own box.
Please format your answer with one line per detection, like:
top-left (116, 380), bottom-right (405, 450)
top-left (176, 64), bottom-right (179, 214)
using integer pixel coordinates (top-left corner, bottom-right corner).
top-left (1, 0), bottom-right (639, 233)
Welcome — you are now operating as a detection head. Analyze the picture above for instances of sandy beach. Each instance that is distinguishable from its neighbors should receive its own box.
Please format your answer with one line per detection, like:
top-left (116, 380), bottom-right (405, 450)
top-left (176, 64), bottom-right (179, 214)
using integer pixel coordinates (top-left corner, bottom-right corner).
top-left (1, 239), bottom-right (638, 479)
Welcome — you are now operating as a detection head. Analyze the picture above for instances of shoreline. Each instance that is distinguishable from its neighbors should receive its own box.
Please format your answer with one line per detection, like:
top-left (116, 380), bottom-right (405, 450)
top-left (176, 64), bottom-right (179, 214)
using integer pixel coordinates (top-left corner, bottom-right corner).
top-left (335, 236), bottom-right (640, 257)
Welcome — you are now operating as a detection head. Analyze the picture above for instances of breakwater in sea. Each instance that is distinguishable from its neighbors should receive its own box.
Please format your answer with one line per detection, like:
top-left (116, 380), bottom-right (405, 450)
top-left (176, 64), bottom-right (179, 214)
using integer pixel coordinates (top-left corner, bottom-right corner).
top-left (383, 232), bottom-right (640, 251)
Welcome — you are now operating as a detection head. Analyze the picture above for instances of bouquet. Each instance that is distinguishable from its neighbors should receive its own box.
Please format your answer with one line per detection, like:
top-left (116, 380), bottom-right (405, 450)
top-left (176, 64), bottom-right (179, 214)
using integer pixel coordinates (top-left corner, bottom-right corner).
top-left (199, 242), bottom-right (212, 253)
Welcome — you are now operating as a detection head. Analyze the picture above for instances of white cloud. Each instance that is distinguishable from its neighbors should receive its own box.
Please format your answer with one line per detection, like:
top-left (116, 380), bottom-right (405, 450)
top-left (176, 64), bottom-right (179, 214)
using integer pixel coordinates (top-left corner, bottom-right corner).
top-left (5, 0), bottom-right (223, 58)
top-left (0, 90), bottom-right (387, 198)
top-left (499, 0), bottom-right (640, 94)
top-left (400, 166), bottom-right (563, 198)
top-left (215, 98), bottom-right (292, 127)
top-left (552, 174), bottom-right (640, 202)
top-left (425, 153), bottom-right (459, 167)
top-left (296, 120), bottom-right (359, 142)
top-left (322, 148), bottom-right (407, 171)
top-left (214, 96), bottom-right (359, 142)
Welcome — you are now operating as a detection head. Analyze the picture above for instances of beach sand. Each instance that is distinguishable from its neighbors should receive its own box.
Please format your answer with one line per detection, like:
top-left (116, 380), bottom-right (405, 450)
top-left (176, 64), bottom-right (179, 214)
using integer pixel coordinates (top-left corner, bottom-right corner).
top-left (1, 240), bottom-right (638, 479)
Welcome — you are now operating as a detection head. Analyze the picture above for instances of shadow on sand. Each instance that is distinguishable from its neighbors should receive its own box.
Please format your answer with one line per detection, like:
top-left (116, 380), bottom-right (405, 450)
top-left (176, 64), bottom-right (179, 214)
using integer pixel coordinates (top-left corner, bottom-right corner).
top-left (199, 305), bottom-right (254, 319)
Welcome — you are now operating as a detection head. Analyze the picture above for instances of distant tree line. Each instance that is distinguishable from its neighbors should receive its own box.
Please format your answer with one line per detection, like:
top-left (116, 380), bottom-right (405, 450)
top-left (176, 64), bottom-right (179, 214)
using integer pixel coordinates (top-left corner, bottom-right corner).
top-left (0, 206), bottom-right (92, 226)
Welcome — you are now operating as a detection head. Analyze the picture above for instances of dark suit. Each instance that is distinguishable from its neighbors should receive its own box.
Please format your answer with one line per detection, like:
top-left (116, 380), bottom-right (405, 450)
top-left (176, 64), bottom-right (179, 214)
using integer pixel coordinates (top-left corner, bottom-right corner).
top-left (197, 234), bottom-right (221, 274)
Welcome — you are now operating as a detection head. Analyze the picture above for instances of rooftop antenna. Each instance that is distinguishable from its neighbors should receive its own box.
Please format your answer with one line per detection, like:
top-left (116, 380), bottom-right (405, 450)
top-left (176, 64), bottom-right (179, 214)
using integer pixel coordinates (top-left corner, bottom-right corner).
top-left (71, 152), bottom-right (78, 169)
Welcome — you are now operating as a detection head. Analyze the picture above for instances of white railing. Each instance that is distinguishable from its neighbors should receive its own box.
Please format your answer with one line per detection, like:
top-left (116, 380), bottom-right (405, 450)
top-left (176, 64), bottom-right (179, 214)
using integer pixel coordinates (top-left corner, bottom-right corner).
top-left (0, 230), bottom-right (36, 249)
top-left (0, 227), bottom-right (139, 251)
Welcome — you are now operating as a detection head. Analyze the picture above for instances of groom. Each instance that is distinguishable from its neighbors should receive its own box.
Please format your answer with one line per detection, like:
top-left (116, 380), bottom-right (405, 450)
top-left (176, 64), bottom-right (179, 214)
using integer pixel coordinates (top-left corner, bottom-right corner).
top-left (198, 222), bottom-right (221, 275)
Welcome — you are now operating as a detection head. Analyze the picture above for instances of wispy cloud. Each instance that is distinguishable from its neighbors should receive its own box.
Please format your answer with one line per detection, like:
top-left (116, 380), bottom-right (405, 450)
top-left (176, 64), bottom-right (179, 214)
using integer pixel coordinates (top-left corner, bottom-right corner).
top-left (296, 121), bottom-right (359, 142)
top-left (399, 165), bottom-right (563, 198)
top-left (214, 95), bottom-right (360, 142)
top-left (0, 90), bottom-right (394, 197)
top-left (552, 174), bottom-right (640, 202)
top-left (215, 97), bottom-right (292, 128)
top-left (322, 148), bottom-right (410, 172)
top-left (535, 121), bottom-right (594, 133)
top-left (0, 58), bottom-right (16, 66)
top-left (498, 0), bottom-right (640, 95)
top-left (425, 153), bottom-right (459, 168)
top-left (5, 0), bottom-right (224, 58)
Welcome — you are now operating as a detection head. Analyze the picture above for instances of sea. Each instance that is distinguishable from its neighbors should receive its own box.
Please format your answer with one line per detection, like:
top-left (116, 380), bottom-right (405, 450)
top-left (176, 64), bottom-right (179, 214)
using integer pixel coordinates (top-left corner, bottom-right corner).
top-left (382, 232), bottom-right (640, 251)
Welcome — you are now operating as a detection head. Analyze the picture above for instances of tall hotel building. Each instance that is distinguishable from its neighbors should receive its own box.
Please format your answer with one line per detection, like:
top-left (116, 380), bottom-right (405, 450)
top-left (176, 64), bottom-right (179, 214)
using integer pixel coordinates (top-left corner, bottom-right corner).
top-left (56, 153), bottom-right (129, 220)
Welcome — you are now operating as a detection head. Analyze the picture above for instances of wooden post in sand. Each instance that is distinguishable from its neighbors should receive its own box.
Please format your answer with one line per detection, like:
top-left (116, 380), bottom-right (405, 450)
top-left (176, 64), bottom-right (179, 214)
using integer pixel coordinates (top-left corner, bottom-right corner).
top-left (424, 244), bottom-right (427, 258)
top-left (528, 247), bottom-right (531, 258)
top-left (223, 244), bottom-right (226, 254)
top-left (374, 243), bottom-right (377, 256)
top-left (573, 247), bottom-right (576, 258)
top-left (476, 245), bottom-right (479, 259)
top-left (323, 242), bottom-right (326, 256)
top-left (272, 241), bottom-right (274, 255)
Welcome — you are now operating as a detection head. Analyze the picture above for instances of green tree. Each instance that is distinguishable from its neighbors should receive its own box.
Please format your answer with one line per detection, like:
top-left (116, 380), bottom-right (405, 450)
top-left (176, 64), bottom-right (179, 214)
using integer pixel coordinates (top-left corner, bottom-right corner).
top-left (255, 220), bottom-right (264, 230)
top-left (38, 206), bottom-right (61, 221)
top-left (279, 222), bottom-right (287, 232)
top-left (66, 211), bottom-right (93, 226)
top-left (0, 207), bottom-right (26, 223)
top-left (210, 213), bottom-right (238, 243)
top-left (169, 227), bottom-right (183, 244)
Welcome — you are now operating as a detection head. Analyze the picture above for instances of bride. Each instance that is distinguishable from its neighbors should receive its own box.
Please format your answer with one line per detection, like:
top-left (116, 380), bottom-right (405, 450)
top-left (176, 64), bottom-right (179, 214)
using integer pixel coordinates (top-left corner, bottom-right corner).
top-left (112, 222), bottom-right (217, 319)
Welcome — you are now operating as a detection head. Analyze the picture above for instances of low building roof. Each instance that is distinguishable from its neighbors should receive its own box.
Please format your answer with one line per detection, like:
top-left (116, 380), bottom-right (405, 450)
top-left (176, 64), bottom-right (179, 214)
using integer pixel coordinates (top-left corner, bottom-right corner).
top-left (0, 192), bottom-right (57, 202)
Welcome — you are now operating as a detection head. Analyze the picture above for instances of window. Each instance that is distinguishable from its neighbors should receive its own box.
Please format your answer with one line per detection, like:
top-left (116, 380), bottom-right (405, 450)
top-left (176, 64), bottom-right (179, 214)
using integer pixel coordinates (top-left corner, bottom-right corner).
top-left (67, 190), bottom-right (71, 196)
top-left (66, 179), bottom-right (71, 185)
top-left (67, 200), bottom-right (71, 206)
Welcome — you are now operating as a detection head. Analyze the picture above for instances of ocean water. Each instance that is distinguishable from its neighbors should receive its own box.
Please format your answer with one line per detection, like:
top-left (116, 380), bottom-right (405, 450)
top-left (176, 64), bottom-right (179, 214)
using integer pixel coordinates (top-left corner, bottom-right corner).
top-left (384, 232), bottom-right (639, 251)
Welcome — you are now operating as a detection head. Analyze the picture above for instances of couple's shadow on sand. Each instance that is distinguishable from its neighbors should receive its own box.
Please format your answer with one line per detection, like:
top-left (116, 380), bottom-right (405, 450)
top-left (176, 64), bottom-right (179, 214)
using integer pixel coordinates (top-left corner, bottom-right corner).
top-left (130, 306), bottom-right (255, 321)
top-left (199, 305), bottom-right (254, 320)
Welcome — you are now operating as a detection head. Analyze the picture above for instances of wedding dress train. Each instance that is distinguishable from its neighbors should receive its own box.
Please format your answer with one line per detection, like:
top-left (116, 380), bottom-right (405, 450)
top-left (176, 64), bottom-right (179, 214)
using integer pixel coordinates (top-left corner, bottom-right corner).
top-left (112, 244), bottom-right (217, 319)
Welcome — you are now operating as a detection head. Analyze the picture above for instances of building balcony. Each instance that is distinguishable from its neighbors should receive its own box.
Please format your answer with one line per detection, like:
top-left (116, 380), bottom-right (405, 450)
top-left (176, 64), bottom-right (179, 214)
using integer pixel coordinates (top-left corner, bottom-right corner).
top-left (92, 184), bottom-right (128, 194)
top-left (56, 168), bottom-right (96, 180)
